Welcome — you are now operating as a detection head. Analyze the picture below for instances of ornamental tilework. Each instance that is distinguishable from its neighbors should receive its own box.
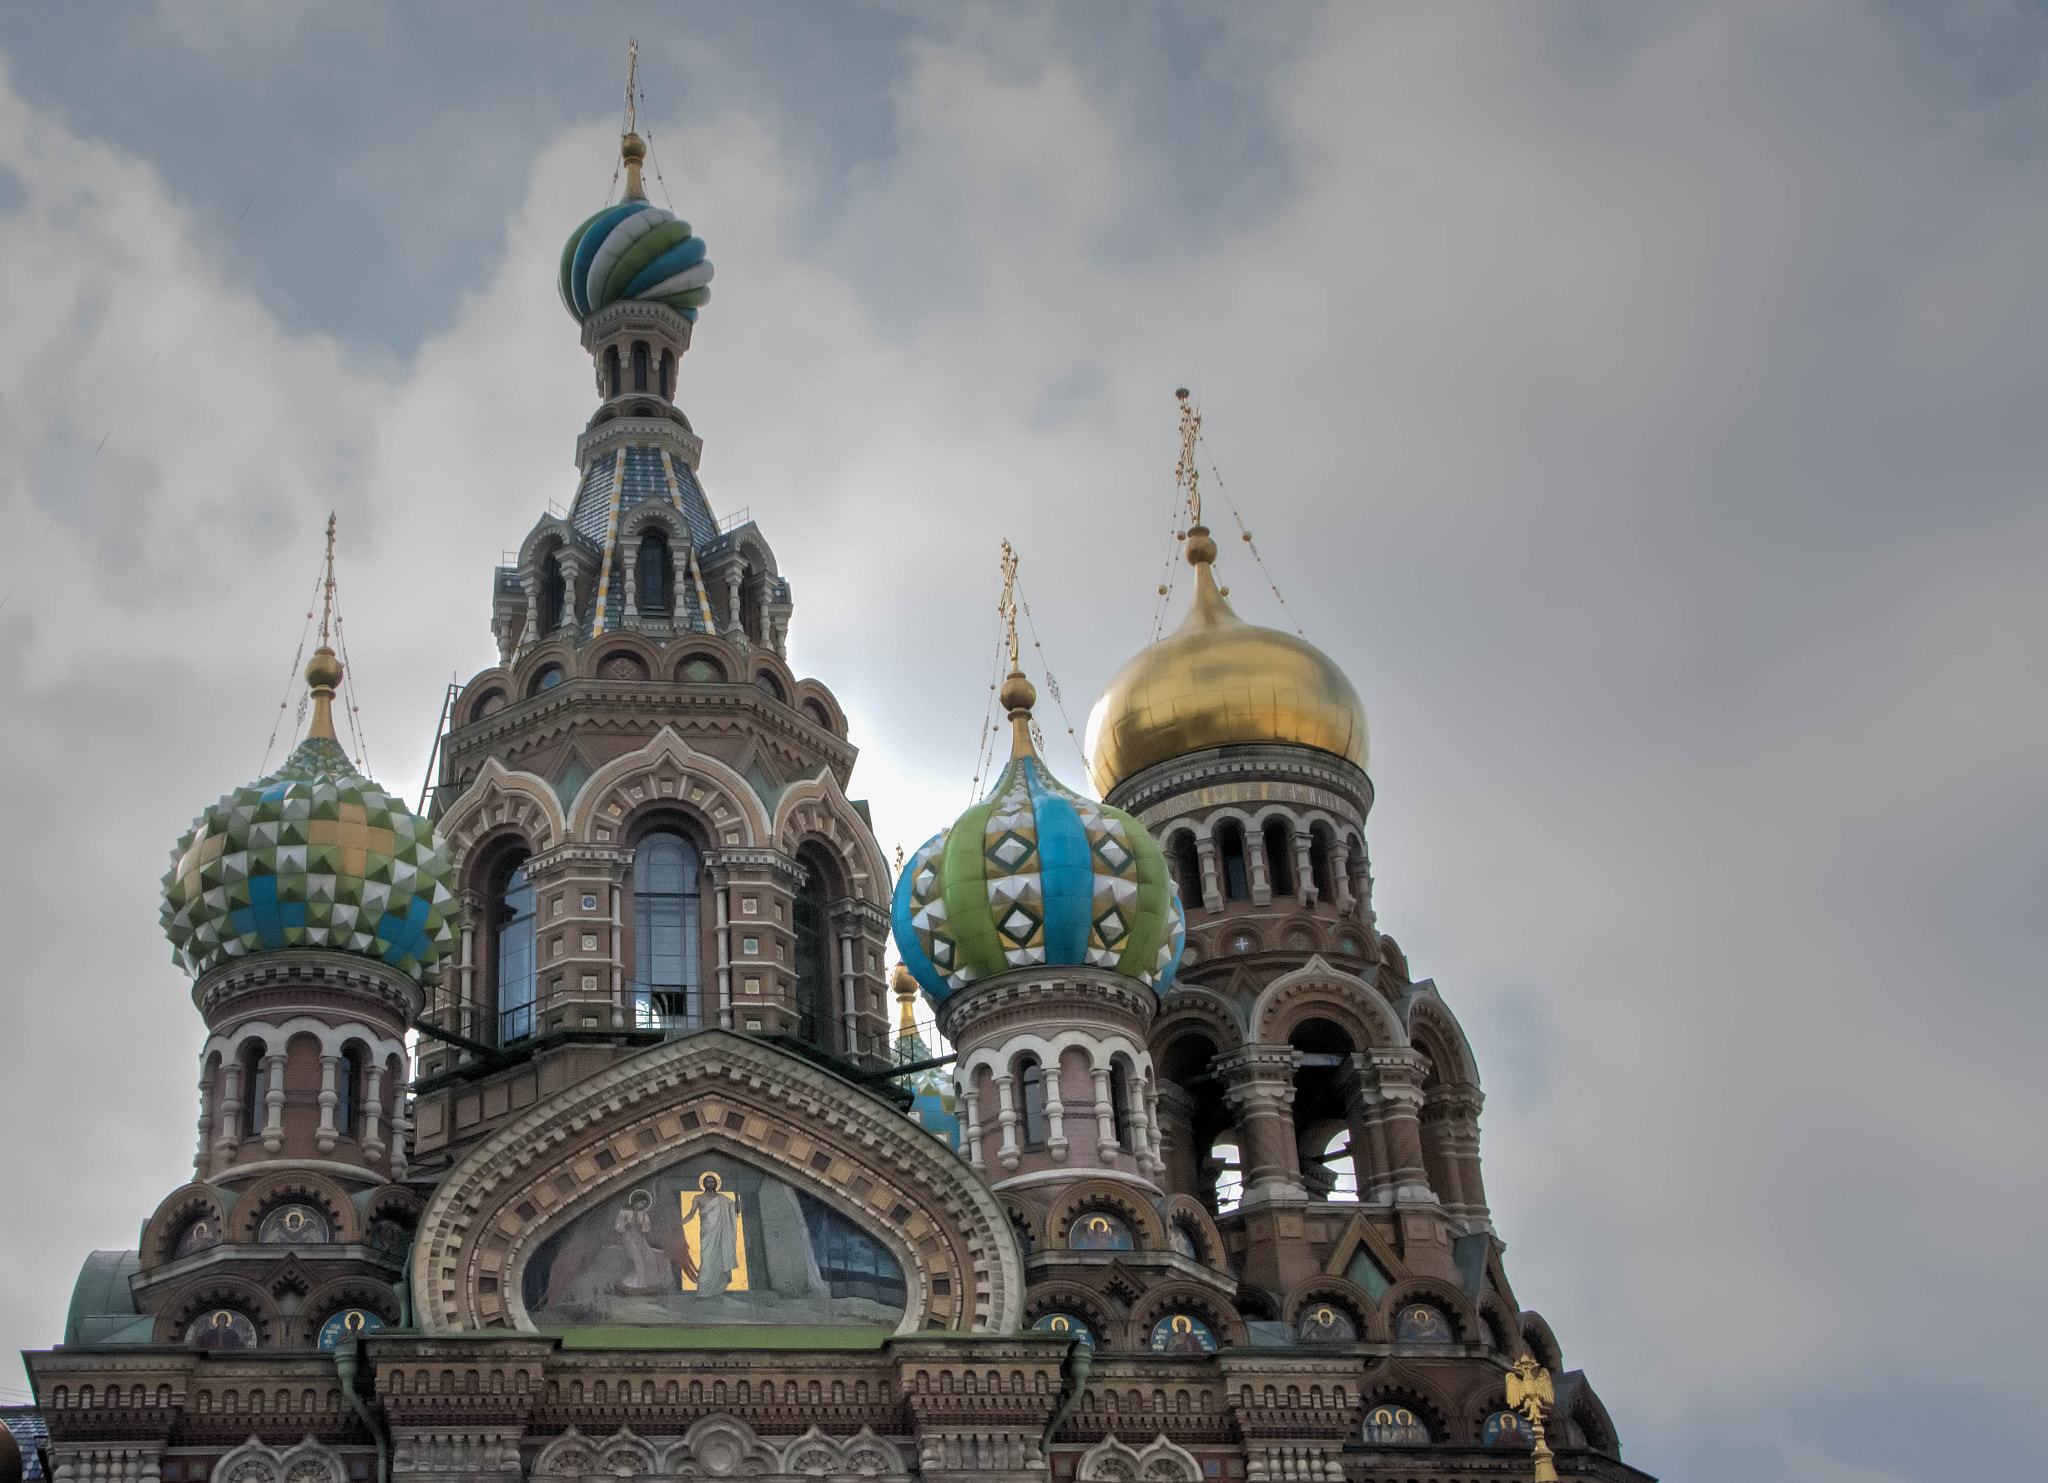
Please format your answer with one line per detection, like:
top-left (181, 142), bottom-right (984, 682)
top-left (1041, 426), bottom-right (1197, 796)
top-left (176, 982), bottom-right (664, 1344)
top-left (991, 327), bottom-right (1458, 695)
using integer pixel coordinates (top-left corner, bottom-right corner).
top-left (892, 750), bottom-right (1184, 1007)
top-left (160, 735), bottom-right (455, 981)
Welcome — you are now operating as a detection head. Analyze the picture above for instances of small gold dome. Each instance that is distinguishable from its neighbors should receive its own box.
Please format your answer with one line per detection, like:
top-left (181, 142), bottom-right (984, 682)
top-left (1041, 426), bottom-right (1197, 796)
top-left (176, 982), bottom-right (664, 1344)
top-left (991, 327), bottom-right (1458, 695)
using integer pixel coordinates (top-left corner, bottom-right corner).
top-left (1084, 534), bottom-right (1367, 795)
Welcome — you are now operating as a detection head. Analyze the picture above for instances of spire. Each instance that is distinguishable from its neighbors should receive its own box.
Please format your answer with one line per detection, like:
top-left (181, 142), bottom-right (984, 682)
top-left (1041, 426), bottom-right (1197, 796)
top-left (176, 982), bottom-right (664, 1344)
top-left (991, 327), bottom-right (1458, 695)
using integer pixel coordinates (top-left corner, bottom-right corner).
top-left (1175, 387), bottom-right (1219, 574)
top-left (305, 512), bottom-right (343, 741)
top-left (996, 538), bottom-right (1037, 758)
top-left (621, 38), bottom-right (647, 200)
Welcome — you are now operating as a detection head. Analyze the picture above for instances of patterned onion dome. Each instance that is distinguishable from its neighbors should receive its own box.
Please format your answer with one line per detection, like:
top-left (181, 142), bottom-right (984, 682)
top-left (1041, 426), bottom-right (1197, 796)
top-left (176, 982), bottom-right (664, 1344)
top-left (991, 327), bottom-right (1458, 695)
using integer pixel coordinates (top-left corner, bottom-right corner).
top-left (558, 134), bottom-right (714, 322)
top-left (893, 672), bottom-right (1185, 1007)
top-left (160, 649), bottom-right (455, 982)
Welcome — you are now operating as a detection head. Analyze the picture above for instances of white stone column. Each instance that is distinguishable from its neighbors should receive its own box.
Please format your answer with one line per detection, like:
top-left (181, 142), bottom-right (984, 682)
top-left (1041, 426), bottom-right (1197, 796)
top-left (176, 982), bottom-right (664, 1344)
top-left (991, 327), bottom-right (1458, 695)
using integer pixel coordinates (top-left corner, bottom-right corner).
top-left (838, 932), bottom-right (859, 1056)
top-left (715, 881), bottom-right (733, 1029)
top-left (1247, 827), bottom-right (1273, 905)
top-left (1331, 836), bottom-right (1356, 915)
top-left (362, 1063), bottom-right (386, 1164)
top-left (519, 573), bottom-right (540, 649)
top-left (1091, 1065), bottom-right (1117, 1159)
top-left (193, 1065), bottom-right (214, 1176)
top-left (621, 541), bottom-right (639, 620)
top-left (1044, 1067), bottom-right (1067, 1162)
top-left (213, 1061), bottom-right (242, 1174)
top-left (316, 1054), bottom-right (340, 1152)
top-left (994, 1073), bottom-right (1021, 1170)
top-left (1195, 837), bottom-right (1223, 912)
top-left (261, 1051), bottom-right (286, 1153)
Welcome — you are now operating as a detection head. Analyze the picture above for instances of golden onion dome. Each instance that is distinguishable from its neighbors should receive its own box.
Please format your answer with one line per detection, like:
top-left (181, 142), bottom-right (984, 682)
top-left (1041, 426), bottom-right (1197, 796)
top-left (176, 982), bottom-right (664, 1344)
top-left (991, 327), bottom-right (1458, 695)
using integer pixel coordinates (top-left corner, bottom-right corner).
top-left (1084, 527), bottom-right (1368, 795)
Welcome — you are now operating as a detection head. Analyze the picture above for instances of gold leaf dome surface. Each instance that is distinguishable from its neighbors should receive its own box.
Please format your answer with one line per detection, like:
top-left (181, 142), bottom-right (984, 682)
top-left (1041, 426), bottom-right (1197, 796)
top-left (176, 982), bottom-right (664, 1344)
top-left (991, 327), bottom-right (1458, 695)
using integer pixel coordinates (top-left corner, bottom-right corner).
top-left (1085, 551), bottom-right (1368, 796)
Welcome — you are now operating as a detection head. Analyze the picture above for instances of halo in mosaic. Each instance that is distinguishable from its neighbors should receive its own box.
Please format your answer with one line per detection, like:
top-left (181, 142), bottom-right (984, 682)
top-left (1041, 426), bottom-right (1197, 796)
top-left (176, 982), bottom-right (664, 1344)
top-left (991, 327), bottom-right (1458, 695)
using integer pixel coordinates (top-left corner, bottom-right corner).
top-left (160, 735), bottom-right (456, 982)
top-left (559, 199), bottom-right (713, 323)
top-left (891, 749), bottom-right (1184, 1008)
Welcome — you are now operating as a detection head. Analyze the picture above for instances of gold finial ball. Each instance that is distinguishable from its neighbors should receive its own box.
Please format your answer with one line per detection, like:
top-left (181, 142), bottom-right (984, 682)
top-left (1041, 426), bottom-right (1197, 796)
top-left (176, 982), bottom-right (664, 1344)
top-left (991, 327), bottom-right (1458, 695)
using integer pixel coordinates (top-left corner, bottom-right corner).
top-left (999, 669), bottom-right (1037, 715)
top-left (304, 646), bottom-right (344, 691)
top-left (890, 962), bottom-right (916, 999)
top-left (622, 131), bottom-right (647, 165)
top-left (1185, 526), bottom-right (1219, 567)
top-left (1175, 387), bottom-right (1190, 401)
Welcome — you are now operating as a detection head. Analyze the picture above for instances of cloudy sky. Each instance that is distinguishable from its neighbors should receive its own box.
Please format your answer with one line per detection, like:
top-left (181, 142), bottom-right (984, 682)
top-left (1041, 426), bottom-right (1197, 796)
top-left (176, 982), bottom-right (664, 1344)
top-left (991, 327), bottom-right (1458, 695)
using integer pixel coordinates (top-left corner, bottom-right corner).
top-left (1, 2), bottom-right (2043, 1478)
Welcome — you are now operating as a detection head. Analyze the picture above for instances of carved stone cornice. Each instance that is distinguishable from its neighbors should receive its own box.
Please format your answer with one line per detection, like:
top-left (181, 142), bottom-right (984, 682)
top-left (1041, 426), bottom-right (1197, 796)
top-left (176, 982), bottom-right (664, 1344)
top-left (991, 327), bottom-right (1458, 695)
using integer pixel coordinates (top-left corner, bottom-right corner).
top-left (936, 969), bottom-right (1158, 1048)
top-left (192, 950), bottom-right (422, 1029)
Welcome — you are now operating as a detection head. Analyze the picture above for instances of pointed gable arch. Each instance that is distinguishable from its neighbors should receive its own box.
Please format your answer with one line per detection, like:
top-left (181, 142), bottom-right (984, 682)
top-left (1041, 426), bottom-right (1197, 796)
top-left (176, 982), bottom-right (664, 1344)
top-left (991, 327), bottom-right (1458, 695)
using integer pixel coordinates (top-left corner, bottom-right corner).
top-left (438, 756), bottom-right (568, 863)
top-left (1400, 982), bottom-right (1482, 1088)
top-left (1248, 955), bottom-right (1406, 1049)
top-left (413, 1029), bottom-right (1024, 1336)
top-left (566, 726), bottom-right (770, 847)
top-left (772, 770), bottom-right (889, 904)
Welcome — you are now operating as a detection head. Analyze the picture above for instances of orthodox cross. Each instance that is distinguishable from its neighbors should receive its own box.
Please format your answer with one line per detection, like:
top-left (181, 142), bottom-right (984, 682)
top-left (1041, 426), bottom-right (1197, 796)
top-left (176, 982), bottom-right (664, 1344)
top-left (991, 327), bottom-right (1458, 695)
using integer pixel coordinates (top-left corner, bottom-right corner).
top-left (998, 537), bottom-right (1021, 672)
top-left (1174, 386), bottom-right (1203, 530)
top-left (318, 511), bottom-right (337, 648)
top-left (623, 37), bottom-right (639, 135)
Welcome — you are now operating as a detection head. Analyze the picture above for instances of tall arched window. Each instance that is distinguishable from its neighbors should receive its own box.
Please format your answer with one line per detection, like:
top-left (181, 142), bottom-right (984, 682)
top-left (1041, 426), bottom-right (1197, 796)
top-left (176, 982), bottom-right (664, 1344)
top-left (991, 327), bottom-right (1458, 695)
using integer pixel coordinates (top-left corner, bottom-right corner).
top-left (604, 346), bottom-right (621, 397)
top-left (1261, 818), bottom-right (1295, 897)
top-left (792, 858), bottom-right (833, 1051)
top-left (336, 1048), bottom-right (361, 1137)
top-left (637, 532), bottom-right (672, 615)
top-left (243, 1044), bottom-right (269, 1137)
top-left (1308, 826), bottom-right (1336, 906)
top-left (659, 349), bottom-right (674, 399)
top-left (496, 862), bottom-right (537, 1043)
top-left (632, 340), bottom-right (650, 392)
top-left (633, 833), bottom-right (702, 1030)
top-left (1019, 1058), bottom-right (1047, 1148)
top-left (1217, 821), bottom-right (1250, 901)
top-left (1109, 1059), bottom-right (1132, 1149)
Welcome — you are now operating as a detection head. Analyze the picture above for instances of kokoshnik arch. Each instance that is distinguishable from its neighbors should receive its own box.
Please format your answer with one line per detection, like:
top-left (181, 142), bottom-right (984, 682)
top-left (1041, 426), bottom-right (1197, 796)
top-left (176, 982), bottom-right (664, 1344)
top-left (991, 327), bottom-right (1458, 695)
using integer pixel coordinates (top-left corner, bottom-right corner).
top-left (13, 83), bottom-right (1654, 1483)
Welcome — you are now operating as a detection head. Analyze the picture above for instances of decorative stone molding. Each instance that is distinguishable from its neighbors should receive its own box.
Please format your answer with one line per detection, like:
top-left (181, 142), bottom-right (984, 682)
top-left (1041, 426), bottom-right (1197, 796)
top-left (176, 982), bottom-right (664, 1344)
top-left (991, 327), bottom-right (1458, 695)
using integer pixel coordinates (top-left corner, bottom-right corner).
top-left (213, 1437), bottom-right (346, 1483)
top-left (1076, 1434), bottom-right (1202, 1483)
top-left (412, 1029), bottom-right (1024, 1334)
top-left (534, 1419), bottom-right (909, 1482)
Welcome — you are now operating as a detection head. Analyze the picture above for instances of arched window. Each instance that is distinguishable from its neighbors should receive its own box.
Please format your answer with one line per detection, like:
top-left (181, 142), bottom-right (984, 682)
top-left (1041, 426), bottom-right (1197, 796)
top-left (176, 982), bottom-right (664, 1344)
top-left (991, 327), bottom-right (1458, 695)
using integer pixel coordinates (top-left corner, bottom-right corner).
top-left (1169, 830), bottom-right (1202, 908)
top-left (1261, 818), bottom-right (1295, 897)
top-left (1217, 821), bottom-right (1250, 902)
top-left (1018, 1058), bottom-right (1047, 1148)
top-left (540, 556), bottom-right (566, 634)
top-left (637, 532), bottom-right (672, 614)
top-left (1309, 826), bottom-right (1336, 906)
top-left (336, 1048), bottom-right (361, 1137)
top-left (754, 671), bottom-right (786, 704)
top-left (633, 833), bottom-right (701, 1030)
top-left (792, 856), bottom-right (833, 1051)
top-left (496, 862), bottom-right (537, 1043)
top-left (659, 349), bottom-right (674, 399)
top-left (1109, 1059), bottom-right (1132, 1149)
top-left (242, 1045), bottom-right (268, 1137)
top-left (632, 341), bottom-right (650, 392)
top-left (604, 346), bottom-right (621, 397)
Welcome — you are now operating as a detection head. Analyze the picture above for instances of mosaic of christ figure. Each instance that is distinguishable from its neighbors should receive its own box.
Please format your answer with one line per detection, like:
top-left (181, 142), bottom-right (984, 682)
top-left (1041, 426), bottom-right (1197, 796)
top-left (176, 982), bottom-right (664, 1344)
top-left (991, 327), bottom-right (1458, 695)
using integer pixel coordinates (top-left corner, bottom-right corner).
top-left (679, 1172), bottom-right (747, 1293)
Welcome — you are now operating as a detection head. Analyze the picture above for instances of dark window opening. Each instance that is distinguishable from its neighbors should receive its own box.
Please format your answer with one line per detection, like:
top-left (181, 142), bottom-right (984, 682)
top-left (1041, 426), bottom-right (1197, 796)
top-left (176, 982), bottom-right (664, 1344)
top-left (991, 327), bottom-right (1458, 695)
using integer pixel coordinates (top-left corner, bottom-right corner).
top-left (659, 349), bottom-right (674, 399)
top-left (540, 557), bottom-right (566, 633)
top-left (496, 861), bottom-right (537, 1044)
top-left (633, 833), bottom-right (702, 1031)
top-left (1309, 827), bottom-right (1336, 905)
top-left (1170, 831), bottom-right (1202, 907)
top-left (632, 340), bottom-right (649, 392)
top-left (1019, 1058), bottom-right (1048, 1147)
top-left (242, 1046), bottom-right (268, 1137)
top-left (336, 1049), bottom-right (361, 1137)
top-left (1262, 819), bottom-right (1296, 897)
top-left (1218, 821), bottom-right (1250, 902)
top-left (1109, 1060), bottom-right (1132, 1149)
top-left (637, 532), bottom-right (672, 614)
top-left (604, 346), bottom-right (621, 397)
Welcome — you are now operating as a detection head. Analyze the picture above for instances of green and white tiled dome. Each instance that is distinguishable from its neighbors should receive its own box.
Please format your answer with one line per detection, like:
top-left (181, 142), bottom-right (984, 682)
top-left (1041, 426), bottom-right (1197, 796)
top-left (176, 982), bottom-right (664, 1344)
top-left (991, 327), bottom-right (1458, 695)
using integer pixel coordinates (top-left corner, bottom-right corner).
top-left (161, 731), bottom-right (455, 983)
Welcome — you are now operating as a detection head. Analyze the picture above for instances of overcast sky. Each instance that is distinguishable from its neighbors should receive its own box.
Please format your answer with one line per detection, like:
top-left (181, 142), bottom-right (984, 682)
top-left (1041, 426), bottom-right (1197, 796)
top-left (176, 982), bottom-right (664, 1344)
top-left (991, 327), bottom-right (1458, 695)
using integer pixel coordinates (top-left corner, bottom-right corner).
top-left (1, 3), bottom-right (2043, 1479)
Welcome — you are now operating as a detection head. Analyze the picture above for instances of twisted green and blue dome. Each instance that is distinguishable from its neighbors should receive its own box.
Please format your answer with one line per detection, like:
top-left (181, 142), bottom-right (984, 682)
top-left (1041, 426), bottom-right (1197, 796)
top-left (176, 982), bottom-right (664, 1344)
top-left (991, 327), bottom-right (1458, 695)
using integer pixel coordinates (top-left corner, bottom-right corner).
top-left (160, 648), bottom-right (456, 983)
top-left (558, 132), bottom-right (713, 323)
top-left (893, 671), bottom-right (1185, 1008)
